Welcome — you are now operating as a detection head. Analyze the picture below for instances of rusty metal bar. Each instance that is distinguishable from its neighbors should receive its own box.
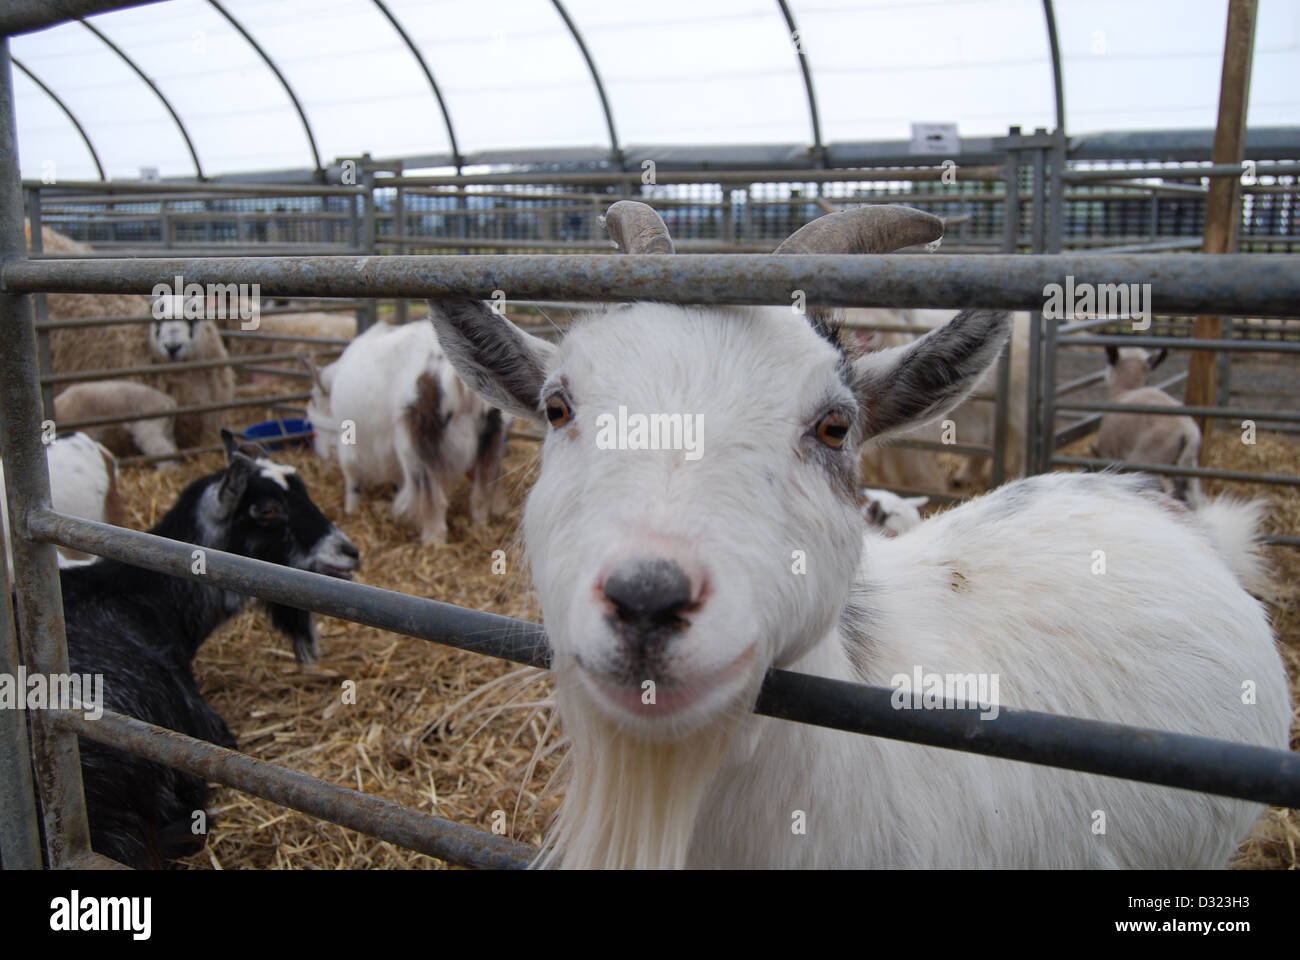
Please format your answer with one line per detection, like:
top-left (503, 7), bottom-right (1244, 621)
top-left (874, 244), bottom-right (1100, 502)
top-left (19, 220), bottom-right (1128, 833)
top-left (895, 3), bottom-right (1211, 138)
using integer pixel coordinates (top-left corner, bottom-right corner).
top-left (6, 253), bottom-right (1300, 316)
top-left (51, 708), bottom-right (535, 869)
top-left (42, 351), bottom-right (321, 385)
top-left (0, 38), bottom-right (92, 868)
top-left (56, 391), bottom-right (312, 431)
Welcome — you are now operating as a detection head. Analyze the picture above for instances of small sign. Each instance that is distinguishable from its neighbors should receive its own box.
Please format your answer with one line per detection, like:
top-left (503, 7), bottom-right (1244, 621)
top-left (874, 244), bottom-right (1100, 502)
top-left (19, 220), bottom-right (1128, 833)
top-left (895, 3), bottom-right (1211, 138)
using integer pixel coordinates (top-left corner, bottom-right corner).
top-left (909, 123), bottom-right (959, 155)
top-left (139, 166), bottom-right (160, 183)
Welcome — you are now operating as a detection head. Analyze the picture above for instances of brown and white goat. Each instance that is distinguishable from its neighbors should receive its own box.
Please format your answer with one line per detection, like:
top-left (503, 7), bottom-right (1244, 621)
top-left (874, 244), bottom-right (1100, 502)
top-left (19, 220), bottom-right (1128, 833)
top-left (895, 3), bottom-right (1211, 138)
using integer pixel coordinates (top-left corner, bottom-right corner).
top-left (307, 321), bottom-right (510, 544)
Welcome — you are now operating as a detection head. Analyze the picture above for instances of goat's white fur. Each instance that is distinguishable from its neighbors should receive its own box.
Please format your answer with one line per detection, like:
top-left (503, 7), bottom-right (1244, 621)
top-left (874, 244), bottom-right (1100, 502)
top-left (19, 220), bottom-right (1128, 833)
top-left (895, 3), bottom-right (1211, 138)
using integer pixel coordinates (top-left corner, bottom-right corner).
top-left (310, 321), bottom-right (504, 544)
top-left (431, 295), bottom-right (1290, 870)
top-left (2, 432), bottom-right (126, 580)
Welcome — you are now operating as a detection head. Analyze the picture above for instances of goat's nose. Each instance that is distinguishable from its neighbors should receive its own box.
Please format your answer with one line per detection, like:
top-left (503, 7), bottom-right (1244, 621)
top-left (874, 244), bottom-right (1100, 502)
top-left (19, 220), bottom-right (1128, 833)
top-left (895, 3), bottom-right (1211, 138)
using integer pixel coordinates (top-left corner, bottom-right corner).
top-left (339, 539), bottom-right (360, 560)
top-left (167, 344), bottom-right (181, 358)
top-left (603, 557), bottom-right (694, 636)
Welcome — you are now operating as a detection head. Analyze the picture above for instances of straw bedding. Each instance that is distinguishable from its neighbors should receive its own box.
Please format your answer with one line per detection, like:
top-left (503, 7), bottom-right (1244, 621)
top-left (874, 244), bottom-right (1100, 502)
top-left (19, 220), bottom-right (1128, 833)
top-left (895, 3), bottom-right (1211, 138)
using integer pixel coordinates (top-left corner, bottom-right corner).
top-left (106, 421), bottom-right (1297, 870)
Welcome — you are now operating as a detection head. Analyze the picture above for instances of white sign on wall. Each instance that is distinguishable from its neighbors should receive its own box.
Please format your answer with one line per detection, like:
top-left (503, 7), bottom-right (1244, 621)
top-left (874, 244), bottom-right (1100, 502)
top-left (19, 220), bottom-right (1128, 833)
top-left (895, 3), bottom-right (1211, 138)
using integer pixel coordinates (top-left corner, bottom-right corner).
top-left (139, 167), bottom-right (161, 183)
top-left (909, 123), bottom-right (960, 155)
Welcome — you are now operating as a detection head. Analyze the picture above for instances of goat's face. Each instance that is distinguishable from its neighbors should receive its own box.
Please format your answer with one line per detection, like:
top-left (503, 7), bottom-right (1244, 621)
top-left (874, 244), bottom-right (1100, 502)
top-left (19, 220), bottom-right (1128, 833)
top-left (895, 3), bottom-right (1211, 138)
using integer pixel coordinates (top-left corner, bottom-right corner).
top-left (149, 318), bottom-right (202, 362)
top-left (1104, 345), bottom-right (1167, 392)
top-left (201, 430), bottom-right (360, 580)
top-left (431, 298), bottom-right (1008, 741)
top-left (534, 305), bottom-right (865, 736)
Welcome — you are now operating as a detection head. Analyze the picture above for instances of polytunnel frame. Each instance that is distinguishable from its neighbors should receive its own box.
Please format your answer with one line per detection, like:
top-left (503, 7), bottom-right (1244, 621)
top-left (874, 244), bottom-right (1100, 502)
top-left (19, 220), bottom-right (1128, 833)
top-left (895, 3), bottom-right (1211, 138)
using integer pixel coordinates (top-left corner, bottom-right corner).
top-left (6, 3), bottom-right (1300, 873)
top-left (9, 0), bottom-right (1069, 181)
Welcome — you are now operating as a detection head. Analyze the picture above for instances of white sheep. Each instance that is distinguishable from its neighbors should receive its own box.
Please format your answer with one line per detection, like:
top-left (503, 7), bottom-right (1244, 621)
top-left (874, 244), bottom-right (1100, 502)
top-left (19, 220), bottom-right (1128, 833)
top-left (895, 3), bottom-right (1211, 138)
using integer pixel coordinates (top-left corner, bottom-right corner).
top-left (1095, 346), bottom-right (1202, 502)
top-left (53, 381), bottom-right (179, 467)
top-left (861, 488), bottom-right (928, 536)
top-left (2, 432), bottom-right (128, 580)
top-left (147, 315), bottom-right (236, 450)
top-left (429, 201), bottom-right (1291, 869)
top-left (309, 321), bottom-right (510, 544)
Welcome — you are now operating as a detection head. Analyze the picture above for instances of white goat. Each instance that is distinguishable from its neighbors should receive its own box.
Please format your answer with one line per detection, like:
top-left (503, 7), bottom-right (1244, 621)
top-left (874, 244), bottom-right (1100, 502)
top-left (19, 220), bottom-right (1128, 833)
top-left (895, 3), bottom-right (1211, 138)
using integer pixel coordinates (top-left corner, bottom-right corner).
top-left (1095, 346), bottom-right (1202, 502)
top-left (2, 432), bottom-right (128, 580)
top-left (429, 202), bottom-right (1291, 869)
top-left (309, 321), bottom-right (509, 544)
top-left (861, 488), bottom-right (928, 536)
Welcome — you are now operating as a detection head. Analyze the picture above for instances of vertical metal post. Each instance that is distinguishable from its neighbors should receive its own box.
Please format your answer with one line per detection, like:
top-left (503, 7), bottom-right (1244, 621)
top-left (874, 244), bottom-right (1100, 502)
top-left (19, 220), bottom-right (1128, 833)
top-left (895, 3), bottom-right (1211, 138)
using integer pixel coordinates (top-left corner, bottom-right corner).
top-left (25, 186), bottom-right (54, 420)
top-left (1039, 131), bottom-right (1066, 473)
top-left (393, 178), bottom-right (409, 325)
top-left (0, 38), bottom-right (92, 868)
top-left (360, 163), bottom-right (377, 332)
top-left (0, 524), bottom-right (43, 868)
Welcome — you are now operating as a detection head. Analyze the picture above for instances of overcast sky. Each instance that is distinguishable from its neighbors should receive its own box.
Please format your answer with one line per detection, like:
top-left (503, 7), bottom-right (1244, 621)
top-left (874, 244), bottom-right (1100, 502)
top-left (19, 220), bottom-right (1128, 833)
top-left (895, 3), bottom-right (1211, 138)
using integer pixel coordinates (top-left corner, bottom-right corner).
top-left (10, 0), bottom-right (1299, 180)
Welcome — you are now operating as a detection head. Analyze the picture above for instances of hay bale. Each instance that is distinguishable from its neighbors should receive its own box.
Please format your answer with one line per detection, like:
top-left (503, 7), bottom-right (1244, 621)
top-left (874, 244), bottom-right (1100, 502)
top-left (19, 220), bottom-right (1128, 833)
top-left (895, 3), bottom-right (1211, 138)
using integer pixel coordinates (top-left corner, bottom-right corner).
top-left (26, 222), bottom-right (153, 391)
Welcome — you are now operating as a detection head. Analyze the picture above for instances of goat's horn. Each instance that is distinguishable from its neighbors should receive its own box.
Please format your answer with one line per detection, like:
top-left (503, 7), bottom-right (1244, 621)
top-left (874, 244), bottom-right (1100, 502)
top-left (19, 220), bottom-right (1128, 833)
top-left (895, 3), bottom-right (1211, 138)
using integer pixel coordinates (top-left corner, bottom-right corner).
top-left (774, 205), bottom-right (943, 255)
top-left (602, 200), bottom-right (675, 254)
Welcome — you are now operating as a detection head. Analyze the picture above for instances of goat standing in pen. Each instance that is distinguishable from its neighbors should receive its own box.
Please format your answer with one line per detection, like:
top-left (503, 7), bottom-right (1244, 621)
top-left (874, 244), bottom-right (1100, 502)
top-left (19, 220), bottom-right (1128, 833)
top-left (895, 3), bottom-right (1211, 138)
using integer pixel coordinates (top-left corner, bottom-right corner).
top-left (56, 431), bottom-right (360, 867)
top-left (429, 201), bottom-right (1290, 869)
top-left (1095, 345), bottom-right (1202, 502)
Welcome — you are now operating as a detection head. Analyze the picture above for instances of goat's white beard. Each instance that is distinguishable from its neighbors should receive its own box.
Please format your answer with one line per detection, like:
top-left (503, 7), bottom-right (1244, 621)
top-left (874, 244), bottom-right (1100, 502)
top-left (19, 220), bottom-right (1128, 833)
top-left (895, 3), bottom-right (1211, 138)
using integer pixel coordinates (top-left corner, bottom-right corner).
top-left (535, 675), bottom-right (744, 869)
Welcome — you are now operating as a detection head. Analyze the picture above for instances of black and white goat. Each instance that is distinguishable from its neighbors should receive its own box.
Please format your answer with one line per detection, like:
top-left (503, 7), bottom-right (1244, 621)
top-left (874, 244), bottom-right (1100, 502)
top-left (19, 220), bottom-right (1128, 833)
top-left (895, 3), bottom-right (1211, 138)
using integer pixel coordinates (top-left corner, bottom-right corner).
top-left (60, 430), bottom-right (359, 867)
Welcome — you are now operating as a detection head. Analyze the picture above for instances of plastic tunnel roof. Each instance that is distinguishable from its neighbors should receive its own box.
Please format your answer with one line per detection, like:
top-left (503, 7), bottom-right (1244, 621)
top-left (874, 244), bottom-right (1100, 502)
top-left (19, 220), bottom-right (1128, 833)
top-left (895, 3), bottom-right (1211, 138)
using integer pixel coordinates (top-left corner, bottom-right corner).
top-left (10, 0), bottom-right (1300, 181)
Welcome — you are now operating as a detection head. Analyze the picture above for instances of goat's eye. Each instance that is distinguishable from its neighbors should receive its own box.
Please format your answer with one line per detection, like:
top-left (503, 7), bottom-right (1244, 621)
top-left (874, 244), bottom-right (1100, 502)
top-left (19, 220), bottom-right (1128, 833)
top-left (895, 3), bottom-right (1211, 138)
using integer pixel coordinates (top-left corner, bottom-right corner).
top-left (251, 502), bottom-right (283, 522)
top-left (545, 394), bottom-right (572, 428)
top-left (815, 412), bottom-right (850, 449)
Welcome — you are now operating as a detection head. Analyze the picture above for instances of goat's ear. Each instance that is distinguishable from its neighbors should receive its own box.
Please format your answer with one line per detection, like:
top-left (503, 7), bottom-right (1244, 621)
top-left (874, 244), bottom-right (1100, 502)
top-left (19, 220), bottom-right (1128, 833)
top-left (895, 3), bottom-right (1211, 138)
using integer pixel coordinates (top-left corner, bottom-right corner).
top-left (1147, 348), bottom-right (1168, 371)
top-left (427, 299), bottom-right (559, 425)
top-left (904, 495), bottom-right (930, 508)
top-left (221, 428), bottom-right (240, 460)
top-left (216, 452), bottom-right (258, 517)
top-left (851, 310), bottom-right (1010, 443)
top-left (1104, 345), bottom-right (1119, 366)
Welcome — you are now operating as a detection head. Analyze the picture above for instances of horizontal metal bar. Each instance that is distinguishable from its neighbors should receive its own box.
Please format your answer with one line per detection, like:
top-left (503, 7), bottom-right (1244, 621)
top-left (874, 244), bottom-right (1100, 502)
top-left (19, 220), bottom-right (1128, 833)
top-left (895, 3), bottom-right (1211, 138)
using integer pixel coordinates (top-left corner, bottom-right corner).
top-left (1059, 334), bottom-right (1300, 352)
top-left (29, 510), bottom-right (554, 666)
top-left (1063, 162), bottom-right (1300, 183)
top-left (1056, 400), bottom-right (1300, 423)
top-left (383, 165), bottom-right (1008, 188)
top-left (6, 254), bottom-right (1300, 316)
top-left (219, 329), bottom-right (350, 347)
top-left (25, 179), bottom-right (363, 197)
top-left (889, 439), bottom-right (992, 458)
top-left (57, 392), bottom-right (312, 431)
top-left (1051, 455), bottom-right (1300, 487)
top-left (34, 301), bottom-right (365, 331)
top-left (1082, 238), bottom-right (1206, 255)
top-left (753, 672), bottom-right (1300, 808)
top-left (42, 351), bottom-right (317, 385)
top-left (51, 709), bottom-right (534, 869)
top-left (27, 510), bottom-right (1300, 808)
top-left (1055, 369), bottom-right (1107, 395)
top-left (1260, 534), bottom-right (1300, 548)
top-left (32, 245), bottom-right (360, 259)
